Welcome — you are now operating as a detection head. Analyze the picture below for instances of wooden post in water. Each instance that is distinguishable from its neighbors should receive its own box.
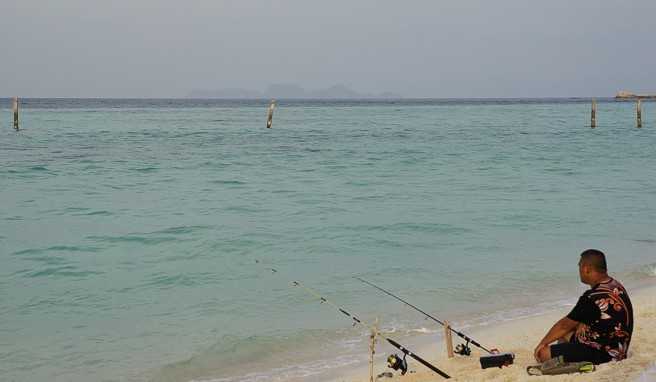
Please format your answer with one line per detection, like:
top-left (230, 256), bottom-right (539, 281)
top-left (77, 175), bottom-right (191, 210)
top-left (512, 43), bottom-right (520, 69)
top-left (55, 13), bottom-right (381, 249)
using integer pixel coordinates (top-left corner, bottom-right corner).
top-left (637, 100), bottom-right (642, 128)
top-left (13, 97), bottom-right (19, 130)
top-left (444, 321), bottom-right (454, 358)
top-left (368, 318), bottom-right (378, 382)
top-left (266, 99), bottom-right (276, 128)
top-left (590, 99), bottom-right (596, 128)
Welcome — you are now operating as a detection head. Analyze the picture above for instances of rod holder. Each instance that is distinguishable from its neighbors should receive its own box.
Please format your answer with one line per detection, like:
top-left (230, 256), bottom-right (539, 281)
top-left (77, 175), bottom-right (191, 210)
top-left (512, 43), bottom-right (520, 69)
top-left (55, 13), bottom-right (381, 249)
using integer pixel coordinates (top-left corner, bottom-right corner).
top-left (444, 321), bottom-right (454, 358)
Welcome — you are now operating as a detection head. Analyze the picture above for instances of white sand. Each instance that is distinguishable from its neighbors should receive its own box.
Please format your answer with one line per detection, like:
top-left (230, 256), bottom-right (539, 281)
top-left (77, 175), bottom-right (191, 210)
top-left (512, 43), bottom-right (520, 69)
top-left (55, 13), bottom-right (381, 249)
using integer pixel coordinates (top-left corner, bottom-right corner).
top-left (337, 283), bottom-right (656, 382)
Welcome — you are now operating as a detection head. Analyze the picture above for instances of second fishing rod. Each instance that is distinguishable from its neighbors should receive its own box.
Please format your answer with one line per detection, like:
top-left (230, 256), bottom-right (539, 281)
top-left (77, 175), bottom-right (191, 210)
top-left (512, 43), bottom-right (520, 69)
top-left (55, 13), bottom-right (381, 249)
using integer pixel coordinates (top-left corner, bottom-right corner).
top-left (355, 276), bottom-right (495, 355)
top-left (258, 263), bottom-right (451, 379)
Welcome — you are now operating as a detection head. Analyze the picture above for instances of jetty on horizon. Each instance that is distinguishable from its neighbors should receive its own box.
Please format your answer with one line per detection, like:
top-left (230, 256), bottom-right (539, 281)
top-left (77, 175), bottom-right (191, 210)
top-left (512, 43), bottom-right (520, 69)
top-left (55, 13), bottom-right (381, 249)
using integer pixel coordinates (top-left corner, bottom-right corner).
top-left (615, 91), bottom-right (656, 100)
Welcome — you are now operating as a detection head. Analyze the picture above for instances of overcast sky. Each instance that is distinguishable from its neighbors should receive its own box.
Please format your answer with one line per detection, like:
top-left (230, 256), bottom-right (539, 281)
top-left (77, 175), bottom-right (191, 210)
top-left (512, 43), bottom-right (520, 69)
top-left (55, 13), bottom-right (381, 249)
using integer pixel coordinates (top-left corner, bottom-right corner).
top-left (2, 0), bottom-right (655, 98)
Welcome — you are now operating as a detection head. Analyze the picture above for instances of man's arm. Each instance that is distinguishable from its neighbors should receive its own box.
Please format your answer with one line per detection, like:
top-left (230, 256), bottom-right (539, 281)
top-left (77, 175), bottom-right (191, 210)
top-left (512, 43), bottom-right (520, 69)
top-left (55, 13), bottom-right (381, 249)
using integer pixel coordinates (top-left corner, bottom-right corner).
top-left (533, 317), bottom-right (579, 361)
top-left (534, 293), bottom-right (600, 362)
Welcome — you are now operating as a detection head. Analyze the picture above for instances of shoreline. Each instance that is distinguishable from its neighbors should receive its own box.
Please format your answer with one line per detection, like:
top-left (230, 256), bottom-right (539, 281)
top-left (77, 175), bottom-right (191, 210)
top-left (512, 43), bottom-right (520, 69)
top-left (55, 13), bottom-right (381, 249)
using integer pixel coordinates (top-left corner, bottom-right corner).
top-left (329, 282), bottom-right (656, 382)
top-left (183, 276), bottom-right (655, 382)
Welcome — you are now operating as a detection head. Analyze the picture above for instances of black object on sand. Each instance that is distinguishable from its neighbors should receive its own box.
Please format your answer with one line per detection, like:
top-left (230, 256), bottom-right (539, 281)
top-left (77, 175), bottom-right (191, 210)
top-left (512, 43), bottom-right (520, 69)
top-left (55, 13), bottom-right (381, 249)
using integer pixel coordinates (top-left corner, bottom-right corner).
top-left (479, 352), bottom-right (515, 369)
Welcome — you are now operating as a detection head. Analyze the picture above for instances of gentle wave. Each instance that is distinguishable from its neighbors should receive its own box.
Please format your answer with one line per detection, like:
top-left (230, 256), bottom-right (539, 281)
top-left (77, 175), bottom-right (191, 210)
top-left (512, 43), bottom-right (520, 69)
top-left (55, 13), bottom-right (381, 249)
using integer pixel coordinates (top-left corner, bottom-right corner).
top-left (209, 180), bottom-right (247, 185)
top-left (86, 226), bottom-right (209, 245)
top-left (20, 266), bottom-right (103, 279)
top-left (191, 355), bottom-right (361, 382)
top-left (334, 223), bottom-right (471, 235)
top-left (152, 330), bottom-right (363, 382)
top-left (13, 245), bottom-right (102, 256)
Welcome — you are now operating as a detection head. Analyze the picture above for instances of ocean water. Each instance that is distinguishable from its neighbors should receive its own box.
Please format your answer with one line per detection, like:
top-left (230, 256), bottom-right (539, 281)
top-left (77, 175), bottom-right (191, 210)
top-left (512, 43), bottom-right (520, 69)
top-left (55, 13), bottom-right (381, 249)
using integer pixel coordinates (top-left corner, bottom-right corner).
top-left (1, 98), bottom-right (655, 382)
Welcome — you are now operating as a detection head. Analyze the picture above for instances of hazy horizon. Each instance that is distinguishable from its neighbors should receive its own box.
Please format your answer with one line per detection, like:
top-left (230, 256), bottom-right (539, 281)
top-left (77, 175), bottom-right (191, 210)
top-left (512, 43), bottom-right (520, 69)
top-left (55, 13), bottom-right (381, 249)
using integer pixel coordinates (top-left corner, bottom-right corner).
top-left (1, 95), bottom-right (651, 101)
top-left (2, 0), bottom-right (655, 98)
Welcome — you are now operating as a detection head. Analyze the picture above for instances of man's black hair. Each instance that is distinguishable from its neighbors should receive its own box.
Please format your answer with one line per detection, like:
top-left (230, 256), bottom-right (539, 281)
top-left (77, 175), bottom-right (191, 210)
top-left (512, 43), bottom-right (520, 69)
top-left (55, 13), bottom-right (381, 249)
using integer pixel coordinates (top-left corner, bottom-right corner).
top-left (580, 249), bottom-right (607, 272)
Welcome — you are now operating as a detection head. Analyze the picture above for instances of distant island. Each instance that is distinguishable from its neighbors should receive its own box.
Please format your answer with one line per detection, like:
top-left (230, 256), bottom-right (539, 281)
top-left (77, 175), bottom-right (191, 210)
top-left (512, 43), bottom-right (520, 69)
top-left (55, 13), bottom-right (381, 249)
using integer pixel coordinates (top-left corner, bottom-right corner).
top-left (187, 84), bottom-right (402, 99)
top-left (615, 91), bottom-right (656, 100)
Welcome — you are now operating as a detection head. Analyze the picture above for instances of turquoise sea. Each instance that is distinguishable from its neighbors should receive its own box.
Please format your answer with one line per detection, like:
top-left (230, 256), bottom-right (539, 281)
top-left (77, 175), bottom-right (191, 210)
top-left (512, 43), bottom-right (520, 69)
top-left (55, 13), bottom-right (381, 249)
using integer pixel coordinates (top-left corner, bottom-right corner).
top-left (1, 98), bottom-right (655, 382)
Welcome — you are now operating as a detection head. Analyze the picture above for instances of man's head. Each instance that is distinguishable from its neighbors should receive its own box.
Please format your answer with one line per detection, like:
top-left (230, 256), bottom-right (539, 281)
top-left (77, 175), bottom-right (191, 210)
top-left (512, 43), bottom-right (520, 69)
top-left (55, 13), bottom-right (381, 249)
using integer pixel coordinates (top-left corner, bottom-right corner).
top-left (578, 249), bottom-right (608, 285)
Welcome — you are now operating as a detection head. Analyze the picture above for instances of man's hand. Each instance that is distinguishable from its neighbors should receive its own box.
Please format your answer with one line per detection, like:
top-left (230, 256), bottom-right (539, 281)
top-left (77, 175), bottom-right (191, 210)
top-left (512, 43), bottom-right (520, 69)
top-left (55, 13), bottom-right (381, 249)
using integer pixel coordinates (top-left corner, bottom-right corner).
top-left (534, 317), bottom-right (579, 362)
top-left (533, 343), bottom-right (548, 363)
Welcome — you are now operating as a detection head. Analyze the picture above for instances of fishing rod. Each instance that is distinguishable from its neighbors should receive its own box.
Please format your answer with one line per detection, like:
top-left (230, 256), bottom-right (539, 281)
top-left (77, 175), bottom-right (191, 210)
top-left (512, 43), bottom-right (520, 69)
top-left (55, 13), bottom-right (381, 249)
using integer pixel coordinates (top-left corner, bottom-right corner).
top-left (290, 278), bottom-right (450, 379)
top-left (354, 277), bottom-right (494, 355)
top-left (259, 263), bottom-right (451, 379)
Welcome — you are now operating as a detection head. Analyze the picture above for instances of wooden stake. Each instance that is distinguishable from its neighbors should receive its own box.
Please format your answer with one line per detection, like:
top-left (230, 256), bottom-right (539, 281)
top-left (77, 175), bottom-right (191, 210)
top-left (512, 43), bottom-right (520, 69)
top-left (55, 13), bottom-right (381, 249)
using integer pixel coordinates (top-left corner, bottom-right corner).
top-left (591, 99), bottom-right (596, 128)
top-left (369, 318), bottom-right (378, 382)
top-left (13, 97), bottom-right (19, 130)
top-left (637, 100), bottom-right (642, 128)
top-left (444, 321), bottom-right (454, 358)
top-left (266, 99), bottom-right (276, 128)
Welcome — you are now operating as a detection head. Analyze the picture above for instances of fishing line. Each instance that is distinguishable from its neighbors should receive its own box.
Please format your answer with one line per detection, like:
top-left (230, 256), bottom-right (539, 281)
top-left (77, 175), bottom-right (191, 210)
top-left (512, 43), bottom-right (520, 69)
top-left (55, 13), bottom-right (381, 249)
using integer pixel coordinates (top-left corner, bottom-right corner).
top-left (354, 276), bottom-right (495, 355)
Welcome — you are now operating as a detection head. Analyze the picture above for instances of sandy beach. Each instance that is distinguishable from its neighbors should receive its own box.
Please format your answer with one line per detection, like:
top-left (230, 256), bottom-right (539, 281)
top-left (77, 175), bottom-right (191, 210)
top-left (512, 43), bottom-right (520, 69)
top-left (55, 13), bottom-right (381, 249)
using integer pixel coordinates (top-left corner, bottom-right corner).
top-left (338, 282), bottom-right (656, 382)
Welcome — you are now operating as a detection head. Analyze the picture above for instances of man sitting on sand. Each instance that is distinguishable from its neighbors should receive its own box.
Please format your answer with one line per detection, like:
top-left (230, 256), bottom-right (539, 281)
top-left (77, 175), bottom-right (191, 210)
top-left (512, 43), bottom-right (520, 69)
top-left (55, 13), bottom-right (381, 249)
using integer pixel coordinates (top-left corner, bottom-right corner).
top-left (534, 249), bottom-right (633, 364)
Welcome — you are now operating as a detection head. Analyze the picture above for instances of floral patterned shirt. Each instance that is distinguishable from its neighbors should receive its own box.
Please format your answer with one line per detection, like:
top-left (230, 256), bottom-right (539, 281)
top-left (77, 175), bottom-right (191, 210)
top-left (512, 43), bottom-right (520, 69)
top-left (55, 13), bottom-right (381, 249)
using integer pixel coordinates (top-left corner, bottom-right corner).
top-left (567, 278), bottom-right (633, 361)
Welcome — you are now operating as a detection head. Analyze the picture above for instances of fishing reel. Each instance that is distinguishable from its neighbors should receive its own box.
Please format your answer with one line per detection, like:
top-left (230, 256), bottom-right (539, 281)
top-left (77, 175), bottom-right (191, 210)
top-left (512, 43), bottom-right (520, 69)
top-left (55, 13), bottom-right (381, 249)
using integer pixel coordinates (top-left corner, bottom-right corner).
top-left (387, 353), bottom-right (408, 375)
top-left (455, 340), bottom-right (472, 356)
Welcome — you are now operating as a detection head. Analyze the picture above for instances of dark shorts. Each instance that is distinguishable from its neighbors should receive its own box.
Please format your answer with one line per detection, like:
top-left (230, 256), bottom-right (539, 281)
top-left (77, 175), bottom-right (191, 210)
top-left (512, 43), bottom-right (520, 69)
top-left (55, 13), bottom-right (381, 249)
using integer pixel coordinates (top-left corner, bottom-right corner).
top-left (550, 342), bottom-right (612, 365)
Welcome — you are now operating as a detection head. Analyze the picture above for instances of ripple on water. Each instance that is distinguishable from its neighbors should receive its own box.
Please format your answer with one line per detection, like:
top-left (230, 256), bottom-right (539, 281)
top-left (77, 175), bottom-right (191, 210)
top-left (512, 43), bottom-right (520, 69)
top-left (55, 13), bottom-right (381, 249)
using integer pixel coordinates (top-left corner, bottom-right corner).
top-left (154, 225), bottom-right (213, 235)
top-left (13, 265), bottom-right (103, 279)
top-left (86, 225), bottom-right (210, 245)
top-left (87, 234), bottom-right (178, 246)
top-left (1, 165), bottom-right (56, 177)
top-left (129, 166), bottom-right (159, 173)
top-left (29, 165), bottom-right (50, 171)
top-left (13, 245), bottom-right (102, 256)
top-left (81, 210), bottom-right (112, 216)
top-left (208, 179), bottom-right (246, 186)
top-left (141, 271), bottom-right (219, 290)
top-left (347, 222), bottom-right (471, 235)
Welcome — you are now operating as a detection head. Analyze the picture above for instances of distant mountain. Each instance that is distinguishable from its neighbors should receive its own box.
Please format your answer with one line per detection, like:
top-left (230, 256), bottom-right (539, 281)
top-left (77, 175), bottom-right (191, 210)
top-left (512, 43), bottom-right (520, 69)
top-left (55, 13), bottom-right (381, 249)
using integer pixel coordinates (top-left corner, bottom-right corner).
top-left (378, 91), bottom-right (403, 98)
top-left (309, 84), bottom-right (360, 99)
top-left (263, 84), bottom-right (307, 98)
top-left (187, 88), bottom-right (262, 98)
top-left (187, 84), bottom-right (401, 99)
